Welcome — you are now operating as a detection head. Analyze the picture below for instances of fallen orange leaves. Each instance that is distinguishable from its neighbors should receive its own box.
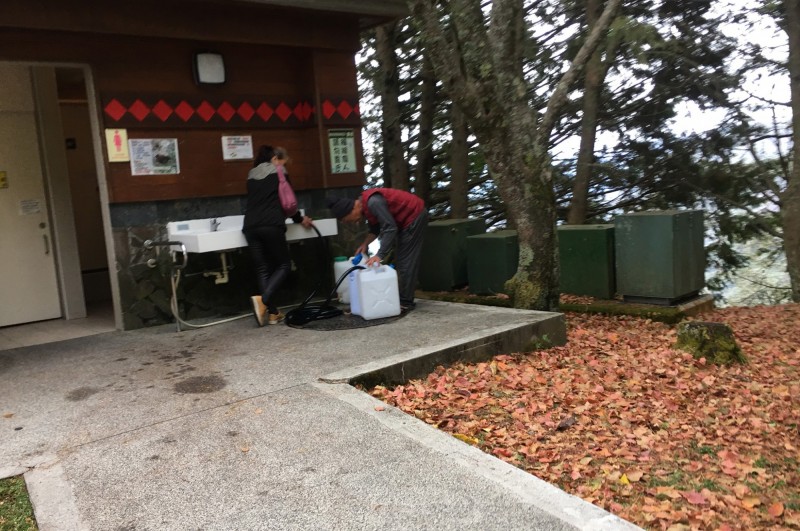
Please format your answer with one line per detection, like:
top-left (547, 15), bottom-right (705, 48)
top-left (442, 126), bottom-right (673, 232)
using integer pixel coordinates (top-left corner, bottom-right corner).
top-left (368, 303), bottom-right (800, 530)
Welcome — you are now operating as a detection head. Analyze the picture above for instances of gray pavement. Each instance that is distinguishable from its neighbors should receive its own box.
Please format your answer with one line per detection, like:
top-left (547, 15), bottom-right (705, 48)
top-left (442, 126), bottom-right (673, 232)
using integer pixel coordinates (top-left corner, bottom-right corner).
top-left (1, 300), bottom-right (641, 530)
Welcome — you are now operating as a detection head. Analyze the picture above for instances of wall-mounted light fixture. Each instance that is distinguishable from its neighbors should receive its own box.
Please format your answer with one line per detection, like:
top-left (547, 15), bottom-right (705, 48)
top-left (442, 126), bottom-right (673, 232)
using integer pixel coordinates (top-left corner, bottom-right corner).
top-left (193, 52), bottom-right (226, 85)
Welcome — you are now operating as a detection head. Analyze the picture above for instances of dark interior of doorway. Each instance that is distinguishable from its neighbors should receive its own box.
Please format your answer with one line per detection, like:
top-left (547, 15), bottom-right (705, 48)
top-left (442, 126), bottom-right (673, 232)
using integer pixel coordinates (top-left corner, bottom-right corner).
top-left (55, 67), bottom-right (112, 307)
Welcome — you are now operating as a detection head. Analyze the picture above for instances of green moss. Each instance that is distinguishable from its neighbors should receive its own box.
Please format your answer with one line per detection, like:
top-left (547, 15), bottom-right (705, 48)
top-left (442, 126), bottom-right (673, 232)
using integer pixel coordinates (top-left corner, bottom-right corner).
top-left (416, 290), bottom-right (513, 308)
top-left (559, 302), bottom-right (685, 324)
top-left (504, 275), bottom-right (541, 310)
top-left (674, 321), bottom-right (747, 365)
top-left (526, 334), bottom-right (553, 351)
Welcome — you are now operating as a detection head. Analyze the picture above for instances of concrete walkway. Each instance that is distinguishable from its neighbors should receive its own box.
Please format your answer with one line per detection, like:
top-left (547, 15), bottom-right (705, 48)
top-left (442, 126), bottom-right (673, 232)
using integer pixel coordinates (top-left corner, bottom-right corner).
top-left (1, 300), bottom-right (641, 530)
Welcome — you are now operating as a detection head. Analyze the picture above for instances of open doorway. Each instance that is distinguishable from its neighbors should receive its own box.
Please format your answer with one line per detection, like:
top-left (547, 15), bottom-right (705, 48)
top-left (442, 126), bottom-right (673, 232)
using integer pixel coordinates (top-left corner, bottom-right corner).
top-left (0, 63), bottom-right (115, 348)
top-left (56, 67), bottom-right (112, 307)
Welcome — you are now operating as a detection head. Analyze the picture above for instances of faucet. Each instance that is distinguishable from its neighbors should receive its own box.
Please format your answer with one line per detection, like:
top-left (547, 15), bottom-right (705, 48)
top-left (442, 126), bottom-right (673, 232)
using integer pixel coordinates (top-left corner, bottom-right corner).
top-left (211, 218), bottom-right (220, 232)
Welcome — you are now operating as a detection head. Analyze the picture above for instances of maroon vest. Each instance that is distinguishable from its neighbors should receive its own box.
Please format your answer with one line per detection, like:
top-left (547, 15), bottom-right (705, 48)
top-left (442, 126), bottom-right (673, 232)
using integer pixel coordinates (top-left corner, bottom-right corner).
top-left (361, 188), bottom-right (424, 230)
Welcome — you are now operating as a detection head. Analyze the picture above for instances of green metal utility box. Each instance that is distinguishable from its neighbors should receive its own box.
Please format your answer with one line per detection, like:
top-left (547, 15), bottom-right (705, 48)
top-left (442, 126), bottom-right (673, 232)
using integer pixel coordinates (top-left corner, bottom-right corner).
top-left (467, 230), bottom-right (519, 295)
top-left (557, 224), bottom-right (616, 299)
top-left (614, 210), bottom-right (705, 305)
top-left (419, 218), bottom-right (486, 291)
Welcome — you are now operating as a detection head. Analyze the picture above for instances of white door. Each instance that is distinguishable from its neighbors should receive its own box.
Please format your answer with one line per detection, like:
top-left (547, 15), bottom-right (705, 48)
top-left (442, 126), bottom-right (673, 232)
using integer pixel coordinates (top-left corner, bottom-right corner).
top-left (0, 64), bottom-right (61, 327)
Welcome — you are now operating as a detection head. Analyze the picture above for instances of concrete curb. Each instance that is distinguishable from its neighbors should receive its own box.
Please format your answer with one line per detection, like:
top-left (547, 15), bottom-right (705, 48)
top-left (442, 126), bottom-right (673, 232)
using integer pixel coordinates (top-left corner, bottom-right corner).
top-left (314, 382), bottom-right (642, 531)
top-left (25, 460), bottom-right (87, 531)
top-left (320, 306), bottom-right (565, 388)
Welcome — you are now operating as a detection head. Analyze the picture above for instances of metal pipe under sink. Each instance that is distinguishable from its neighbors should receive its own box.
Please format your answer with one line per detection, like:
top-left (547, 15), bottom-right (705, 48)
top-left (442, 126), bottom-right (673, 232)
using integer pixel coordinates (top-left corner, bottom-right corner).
top-left (143, 239), bottom-right (249, 331)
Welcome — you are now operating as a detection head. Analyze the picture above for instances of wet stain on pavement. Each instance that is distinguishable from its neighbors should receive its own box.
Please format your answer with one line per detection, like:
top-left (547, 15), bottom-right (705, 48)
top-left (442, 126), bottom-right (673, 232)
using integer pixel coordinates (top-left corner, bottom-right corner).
top-left (165, 366), bottom-right (196, 378)
top-left (0, 355), bottom-right (14, 373)
top-left (66, 386), bottom-right (101, 401)
top-left (173, 375), bottom-right (226, 394)
top-left (159, 350), bottom-right (197, 363)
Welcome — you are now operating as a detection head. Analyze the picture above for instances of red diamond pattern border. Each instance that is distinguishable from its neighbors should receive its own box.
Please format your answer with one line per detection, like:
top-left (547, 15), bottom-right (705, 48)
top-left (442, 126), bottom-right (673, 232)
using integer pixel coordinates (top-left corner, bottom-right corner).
top-left (102, 96), bottom-right (359, 127)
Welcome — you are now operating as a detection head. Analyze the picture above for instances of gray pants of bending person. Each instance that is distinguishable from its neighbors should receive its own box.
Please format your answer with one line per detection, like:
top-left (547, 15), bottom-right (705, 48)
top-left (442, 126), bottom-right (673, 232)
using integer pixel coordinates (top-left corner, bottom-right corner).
top-left (396, 210), bottom-right (428, 308)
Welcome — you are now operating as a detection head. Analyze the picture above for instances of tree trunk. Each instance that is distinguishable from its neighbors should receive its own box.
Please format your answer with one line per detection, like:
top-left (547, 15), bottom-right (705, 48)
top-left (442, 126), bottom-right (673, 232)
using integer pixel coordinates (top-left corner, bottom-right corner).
top-left (375, 22), bottom-right (405, 190)
top-left (414, 54), bottom-right (436, 204)
top-left (783, 0), bottom-right (800, 301)
top-left (408, 0), bottom-right (621, 311)
top-left (567, 0), bottom-right (605, 225)
top-left (466, 96), bottom-right (559, 310)
top-left (449, 103), bottom-right (469, 218)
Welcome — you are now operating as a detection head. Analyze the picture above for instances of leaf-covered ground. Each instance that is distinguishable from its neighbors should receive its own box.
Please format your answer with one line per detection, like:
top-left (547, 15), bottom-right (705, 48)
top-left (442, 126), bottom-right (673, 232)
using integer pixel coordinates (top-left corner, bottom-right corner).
top-left (368, 303), bottom-right (800, 530)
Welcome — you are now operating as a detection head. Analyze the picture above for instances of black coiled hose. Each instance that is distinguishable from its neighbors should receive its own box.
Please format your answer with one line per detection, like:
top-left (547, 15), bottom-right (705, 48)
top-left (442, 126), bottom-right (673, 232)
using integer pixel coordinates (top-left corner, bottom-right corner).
top-left (284, 264), bottom-right (365, 326)
top-left (284, 224), bottom-right (365, 327)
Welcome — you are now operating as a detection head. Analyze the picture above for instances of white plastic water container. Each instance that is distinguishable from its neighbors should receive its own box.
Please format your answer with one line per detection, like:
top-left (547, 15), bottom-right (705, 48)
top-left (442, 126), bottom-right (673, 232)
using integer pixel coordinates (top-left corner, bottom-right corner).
top-left (349, 267), bottom-right (363, 315)
top-left (350, 265), bottom-right (401, 320)
top-left (333, 256), bottom-right (353, 303)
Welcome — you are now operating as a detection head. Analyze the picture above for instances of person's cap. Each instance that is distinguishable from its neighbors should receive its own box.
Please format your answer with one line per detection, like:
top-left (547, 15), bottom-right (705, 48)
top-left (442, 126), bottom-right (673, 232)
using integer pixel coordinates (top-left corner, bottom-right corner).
top-left (327, 197), bottom-right (355, 219)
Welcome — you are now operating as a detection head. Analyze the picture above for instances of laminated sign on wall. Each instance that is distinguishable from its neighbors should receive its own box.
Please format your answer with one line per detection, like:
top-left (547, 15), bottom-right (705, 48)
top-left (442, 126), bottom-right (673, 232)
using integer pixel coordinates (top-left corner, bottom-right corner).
top-left (105, 128), bottom-right (130, 162)
top-left (221, 135), bottom-right (253, 160)
top-left (328, 129), bottom-right (356, 174)
top-left (129, 138), bottom-right (180, 175)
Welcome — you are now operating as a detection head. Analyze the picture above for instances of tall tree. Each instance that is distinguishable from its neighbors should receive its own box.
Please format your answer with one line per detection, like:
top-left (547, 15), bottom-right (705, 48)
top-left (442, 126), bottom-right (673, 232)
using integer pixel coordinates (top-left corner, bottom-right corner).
top-left (449, 103), bottom-right (470, 217)
top-left (782, 0), bottom-right (800, 300)
top-left (375, 22), bottom-right (405, 190)
top-left (567, 0), bottom-right (620, 224)
top-left (565, 0), bottom-right (738, 225)
top-left (414, 54), bottom-right (437, 203)
top-left (407, 0), bottom-right (621, 310)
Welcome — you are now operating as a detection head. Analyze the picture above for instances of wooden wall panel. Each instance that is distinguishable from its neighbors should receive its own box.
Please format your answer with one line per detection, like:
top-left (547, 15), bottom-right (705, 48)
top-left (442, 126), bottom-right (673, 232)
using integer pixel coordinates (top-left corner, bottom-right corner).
top-left (313, 51), bottom-right (359, 95)
top-left (107, 128), bottom-right (326, 202)
top-left (0, 31), bottom-right (316, 97)
top-left (1, 0), bottom-right (361, 52)
top-left (0, 9), bottom-right (367, 203)
top-left (310, 50), bottom-right (366, 189)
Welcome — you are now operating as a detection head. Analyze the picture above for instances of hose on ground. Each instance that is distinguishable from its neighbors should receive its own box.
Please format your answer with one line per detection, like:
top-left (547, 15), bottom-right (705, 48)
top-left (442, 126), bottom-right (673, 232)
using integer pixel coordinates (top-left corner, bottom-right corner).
top-left (284, 264), bottom-right (364, 326)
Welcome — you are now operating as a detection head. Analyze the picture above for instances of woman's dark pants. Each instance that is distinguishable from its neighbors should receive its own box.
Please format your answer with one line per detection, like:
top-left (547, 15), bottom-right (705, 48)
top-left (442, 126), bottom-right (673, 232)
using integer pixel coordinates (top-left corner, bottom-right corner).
top-left (243, 226), bottom-right (290, 314)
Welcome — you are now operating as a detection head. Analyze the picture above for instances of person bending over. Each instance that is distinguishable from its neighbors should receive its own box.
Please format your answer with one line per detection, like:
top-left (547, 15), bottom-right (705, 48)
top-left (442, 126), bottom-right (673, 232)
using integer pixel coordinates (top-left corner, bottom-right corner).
top-left (327, 188), bottom-right (428, 311)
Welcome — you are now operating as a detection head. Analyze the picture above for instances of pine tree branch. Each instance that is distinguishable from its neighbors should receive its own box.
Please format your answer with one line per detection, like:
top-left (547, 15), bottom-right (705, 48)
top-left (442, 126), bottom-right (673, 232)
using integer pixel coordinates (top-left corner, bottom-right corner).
top-left (536, 0), bottom-right (622, 150)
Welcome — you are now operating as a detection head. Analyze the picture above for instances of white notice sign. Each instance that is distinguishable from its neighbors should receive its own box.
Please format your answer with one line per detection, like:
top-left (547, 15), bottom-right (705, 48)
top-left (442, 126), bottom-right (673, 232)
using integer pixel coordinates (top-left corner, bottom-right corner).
top-left (221, 135), bottom-right (254, 160)
top-left (19, 199), bottom-right (41, 215)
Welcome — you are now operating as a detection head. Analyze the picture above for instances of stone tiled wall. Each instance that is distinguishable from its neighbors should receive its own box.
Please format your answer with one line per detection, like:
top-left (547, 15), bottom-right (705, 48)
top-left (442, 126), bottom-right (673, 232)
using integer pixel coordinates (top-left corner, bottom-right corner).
top-left (110, 189), bottom-right (365, 330)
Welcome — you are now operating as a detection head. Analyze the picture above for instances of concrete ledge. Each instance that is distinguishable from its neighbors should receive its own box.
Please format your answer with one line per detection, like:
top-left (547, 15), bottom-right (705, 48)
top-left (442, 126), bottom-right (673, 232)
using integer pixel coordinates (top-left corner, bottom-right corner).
top-left (321, 310), bottom-right (565, 388)
top-left (676, 293), bottom-right (715, 317)
top-left (560, 293), bottom-right (715, 324)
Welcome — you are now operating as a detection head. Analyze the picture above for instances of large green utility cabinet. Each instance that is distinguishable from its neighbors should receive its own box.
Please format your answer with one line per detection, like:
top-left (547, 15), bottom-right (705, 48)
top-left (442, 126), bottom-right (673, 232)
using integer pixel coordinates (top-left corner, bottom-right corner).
top-left (467, 230), bottom-right (519, 295)
top-left (419, 218), bottom-right (486, 291)
top-left (557, 224), bottom-right (616, 299)
top-left (614, 210), bottom-right (705, 305)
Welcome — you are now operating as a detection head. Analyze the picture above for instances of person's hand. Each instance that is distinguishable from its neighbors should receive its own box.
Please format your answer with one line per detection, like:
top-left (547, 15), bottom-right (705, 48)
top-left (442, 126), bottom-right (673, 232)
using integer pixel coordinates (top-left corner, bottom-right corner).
top-left (301, 216), bottom-right (314, 228)
top-left (365, 255), bottom-right (381, 267)
top-left (355, 244), bottom-right (367, 256)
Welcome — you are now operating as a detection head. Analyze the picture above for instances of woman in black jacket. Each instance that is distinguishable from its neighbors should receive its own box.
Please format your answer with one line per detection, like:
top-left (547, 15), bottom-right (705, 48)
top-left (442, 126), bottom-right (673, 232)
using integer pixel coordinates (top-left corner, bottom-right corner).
top-left (243, 145), bottom-right (312, 326)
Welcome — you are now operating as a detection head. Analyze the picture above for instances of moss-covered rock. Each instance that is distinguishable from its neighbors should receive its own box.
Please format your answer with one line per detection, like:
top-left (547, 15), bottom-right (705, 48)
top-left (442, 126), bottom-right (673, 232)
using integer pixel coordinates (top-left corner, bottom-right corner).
top-left (674, 321), bottom-right (746, 365)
